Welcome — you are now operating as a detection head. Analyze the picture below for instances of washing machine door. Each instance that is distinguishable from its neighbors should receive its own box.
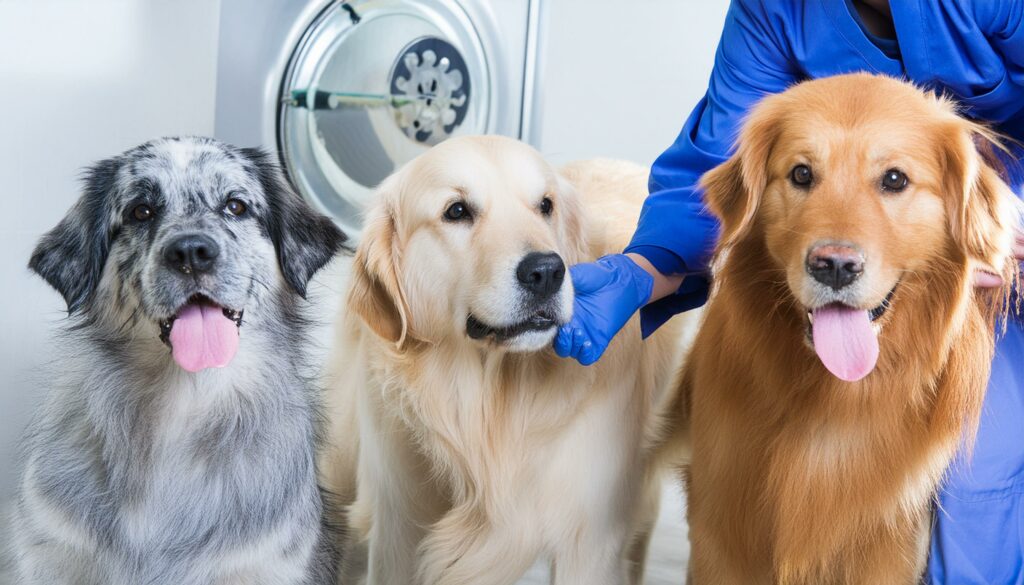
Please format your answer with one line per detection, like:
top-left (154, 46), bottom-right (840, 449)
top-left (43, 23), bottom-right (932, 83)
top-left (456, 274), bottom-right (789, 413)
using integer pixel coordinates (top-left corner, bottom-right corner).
top-left (279, 0), bottom-right (493, 236)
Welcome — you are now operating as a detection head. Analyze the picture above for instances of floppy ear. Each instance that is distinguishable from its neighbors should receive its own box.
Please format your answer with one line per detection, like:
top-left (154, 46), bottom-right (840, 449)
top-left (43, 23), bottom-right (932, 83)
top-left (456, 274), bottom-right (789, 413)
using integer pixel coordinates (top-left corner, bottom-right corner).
top-left (348, 183), bottom-right (410, 347)
top-left (29, 158), bottom-right (119, 313)
top-left (941, 122), bottom-right (1016, 273)
top-left (241, 147), bottom-right (349, 297)
top-left (699, 104), bottom-right (778, 246)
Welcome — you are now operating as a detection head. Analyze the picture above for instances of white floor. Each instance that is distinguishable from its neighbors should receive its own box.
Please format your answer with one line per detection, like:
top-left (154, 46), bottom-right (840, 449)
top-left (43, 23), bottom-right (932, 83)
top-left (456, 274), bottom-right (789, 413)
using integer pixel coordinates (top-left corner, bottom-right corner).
top-left (517, 481), bottom-right (689, 584)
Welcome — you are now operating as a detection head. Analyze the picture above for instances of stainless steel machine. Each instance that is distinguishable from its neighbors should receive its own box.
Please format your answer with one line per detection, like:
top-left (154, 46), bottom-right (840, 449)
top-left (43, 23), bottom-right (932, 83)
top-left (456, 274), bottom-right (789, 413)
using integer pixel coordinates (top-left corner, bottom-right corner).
top-left (214, 0), bottom-right (541, 237)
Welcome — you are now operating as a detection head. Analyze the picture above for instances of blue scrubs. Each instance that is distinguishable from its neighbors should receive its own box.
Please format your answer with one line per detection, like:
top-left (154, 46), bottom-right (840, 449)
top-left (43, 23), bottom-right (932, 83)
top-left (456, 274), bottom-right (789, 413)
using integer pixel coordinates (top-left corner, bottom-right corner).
top-left (624, 1), bottom-right (1024, 581)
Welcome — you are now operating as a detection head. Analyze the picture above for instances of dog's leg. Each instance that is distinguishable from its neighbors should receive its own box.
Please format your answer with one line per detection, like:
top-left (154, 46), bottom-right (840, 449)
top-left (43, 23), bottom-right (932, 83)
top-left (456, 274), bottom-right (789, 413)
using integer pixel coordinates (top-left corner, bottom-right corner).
top-left (12, 537), bottom-right (101, 585)
top-left (550, 525), bottom-right (633, 585)
top-left (840, 511), bottom-right (930, 585)
top-left (358, 404), bottom-right (446, 585)
top-left (415, 505), bottom-right (540, 585)
top-left (550, 469), bottom-right (637, 584)
top-left (338, 497), bottom-right (371, 585)
top-left (362, 472), bottom-right (438, 585)
top-left (11, 496), bottom-right (103, 585)
top-left (626, 473), bottom-right (663, 585)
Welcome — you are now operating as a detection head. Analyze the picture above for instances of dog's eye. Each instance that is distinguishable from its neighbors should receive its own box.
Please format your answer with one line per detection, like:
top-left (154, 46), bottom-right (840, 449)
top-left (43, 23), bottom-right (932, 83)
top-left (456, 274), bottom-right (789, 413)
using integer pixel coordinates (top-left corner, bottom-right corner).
top-left (443, 201), bottom-right (472, 222)
top-left (539, 197), bottom-right (553, 216)
top-left (132, 204), bottom-right (154, 222)
top-left (224, 198), bottom-right (247, 216)
top-left (880, 169), bottom-right (909, 192)
top-left (790, 164), bottom-right (813, 187)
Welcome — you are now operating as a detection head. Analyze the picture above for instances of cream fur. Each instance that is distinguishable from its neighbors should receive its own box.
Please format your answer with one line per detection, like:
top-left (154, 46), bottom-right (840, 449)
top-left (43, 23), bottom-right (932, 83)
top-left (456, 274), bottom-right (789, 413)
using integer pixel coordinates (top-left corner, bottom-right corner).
top-left (321, 136), bottom-right (699, 585)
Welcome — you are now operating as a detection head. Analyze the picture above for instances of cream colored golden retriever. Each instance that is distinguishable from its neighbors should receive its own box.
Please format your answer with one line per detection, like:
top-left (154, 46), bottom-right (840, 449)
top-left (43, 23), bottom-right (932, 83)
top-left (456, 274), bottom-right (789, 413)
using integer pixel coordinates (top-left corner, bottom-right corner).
top-left (682, 73), bottom-right (1020, 584)
top-left (321, 136), bottom-right (698, 585)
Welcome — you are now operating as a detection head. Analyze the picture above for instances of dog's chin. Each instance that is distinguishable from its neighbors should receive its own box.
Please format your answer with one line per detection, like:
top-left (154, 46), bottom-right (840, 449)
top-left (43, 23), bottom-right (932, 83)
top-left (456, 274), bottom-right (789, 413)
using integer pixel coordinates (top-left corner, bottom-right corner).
top-left (465, 311), bottom-right (561, 352)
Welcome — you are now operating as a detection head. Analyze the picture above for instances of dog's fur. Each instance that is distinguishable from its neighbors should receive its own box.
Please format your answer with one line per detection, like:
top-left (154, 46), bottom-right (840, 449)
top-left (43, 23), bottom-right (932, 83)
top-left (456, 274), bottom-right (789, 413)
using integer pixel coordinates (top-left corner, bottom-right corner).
top-left (680, 74), bottom-right (1020, 584)
top-left (12, 137), bottom-right (346, 584)
top-left (321, 136), bottom-right (699, 585)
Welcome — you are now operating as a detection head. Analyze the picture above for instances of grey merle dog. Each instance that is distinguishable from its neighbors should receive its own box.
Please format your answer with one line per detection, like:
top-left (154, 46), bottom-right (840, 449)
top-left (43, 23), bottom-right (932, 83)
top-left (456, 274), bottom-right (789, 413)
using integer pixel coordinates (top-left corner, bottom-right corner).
top-left (11, 137), bottom-right (347, 584)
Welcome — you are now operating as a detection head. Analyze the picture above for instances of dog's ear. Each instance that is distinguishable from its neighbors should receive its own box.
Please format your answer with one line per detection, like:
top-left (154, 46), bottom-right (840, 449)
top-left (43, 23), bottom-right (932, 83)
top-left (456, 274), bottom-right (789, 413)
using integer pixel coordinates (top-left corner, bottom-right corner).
top-left (241, 148), bottom-right (349, 298)
top-left (699, 103), bottom-right (779, 246)
top-left (941, 122), bottom-right (1016, 274)
top-left (29, 158), bottom-right (119, 313)
top-left (349, 178), bottom-right (410, 347)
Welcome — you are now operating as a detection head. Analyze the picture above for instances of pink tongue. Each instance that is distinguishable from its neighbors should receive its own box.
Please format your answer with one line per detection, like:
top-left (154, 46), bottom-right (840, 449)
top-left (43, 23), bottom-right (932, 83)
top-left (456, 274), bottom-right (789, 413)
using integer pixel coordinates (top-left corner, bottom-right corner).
top-left (811, 305), bottom-right (878, 382)
top-left (168, 304), bottom-right (239, 372)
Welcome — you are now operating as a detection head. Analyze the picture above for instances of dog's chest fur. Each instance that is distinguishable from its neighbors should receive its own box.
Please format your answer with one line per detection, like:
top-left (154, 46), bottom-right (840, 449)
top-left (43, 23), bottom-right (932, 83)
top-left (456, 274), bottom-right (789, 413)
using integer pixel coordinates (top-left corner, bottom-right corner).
top-left (19, 340), bottom-right (322, 582)
top-left (686, 255), bottom-right (993, 583)
top-left (374, 341), bottom-right (638, 503)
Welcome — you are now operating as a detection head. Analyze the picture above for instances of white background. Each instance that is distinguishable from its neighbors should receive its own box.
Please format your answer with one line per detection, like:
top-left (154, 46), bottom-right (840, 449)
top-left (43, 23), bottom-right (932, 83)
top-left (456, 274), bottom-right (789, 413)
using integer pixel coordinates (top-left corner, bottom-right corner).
top-left (0, 0), bottom-right (729, 576)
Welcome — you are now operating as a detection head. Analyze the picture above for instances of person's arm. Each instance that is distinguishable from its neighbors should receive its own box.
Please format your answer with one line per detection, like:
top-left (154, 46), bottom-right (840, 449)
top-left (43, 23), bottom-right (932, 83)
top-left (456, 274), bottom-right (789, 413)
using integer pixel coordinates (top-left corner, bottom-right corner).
top-left (555, 0), bottom-right (800, 365)
top-left (974, 0), bottom-right (1024, 68)
top-left (625, 253), bottom-right (683, 301)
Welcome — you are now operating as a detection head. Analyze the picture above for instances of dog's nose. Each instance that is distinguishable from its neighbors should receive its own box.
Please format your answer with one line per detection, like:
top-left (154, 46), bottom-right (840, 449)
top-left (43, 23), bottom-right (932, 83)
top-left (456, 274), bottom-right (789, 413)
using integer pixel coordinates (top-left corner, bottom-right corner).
top-left (163, 234), bottom-right (220, 275)
top-left (806, 243), bottom-right (864, 290)
top-left (516, 252), bottom-right (565, 299)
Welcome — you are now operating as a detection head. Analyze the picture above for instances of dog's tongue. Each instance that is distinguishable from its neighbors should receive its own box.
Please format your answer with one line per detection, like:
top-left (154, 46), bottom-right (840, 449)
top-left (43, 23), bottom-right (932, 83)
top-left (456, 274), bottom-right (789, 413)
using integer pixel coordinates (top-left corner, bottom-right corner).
top-left (168, 304), bottom-right (239, 372)
top-left (811, 305), bottom-right (878, 382)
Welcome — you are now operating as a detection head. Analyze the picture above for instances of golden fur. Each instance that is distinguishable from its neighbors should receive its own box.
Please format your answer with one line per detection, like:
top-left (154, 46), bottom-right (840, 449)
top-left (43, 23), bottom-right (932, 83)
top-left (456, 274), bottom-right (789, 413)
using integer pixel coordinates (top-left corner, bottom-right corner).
top-left (321, 136), bottom-right (699, 585)
top-left (680, 73), bottom-right (1020, 584)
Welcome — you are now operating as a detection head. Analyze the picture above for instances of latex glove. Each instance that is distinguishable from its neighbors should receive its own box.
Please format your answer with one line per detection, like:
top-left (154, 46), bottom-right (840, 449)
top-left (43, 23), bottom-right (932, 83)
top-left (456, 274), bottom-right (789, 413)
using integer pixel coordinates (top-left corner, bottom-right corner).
top-left (554, 254), bottom-right (654, 365)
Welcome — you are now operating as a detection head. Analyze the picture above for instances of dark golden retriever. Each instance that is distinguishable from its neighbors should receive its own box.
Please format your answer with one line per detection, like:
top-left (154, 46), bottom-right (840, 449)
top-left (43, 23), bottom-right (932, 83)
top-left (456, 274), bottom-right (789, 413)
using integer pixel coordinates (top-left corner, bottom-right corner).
top-left (680, 73), bottom-right (1020, 584)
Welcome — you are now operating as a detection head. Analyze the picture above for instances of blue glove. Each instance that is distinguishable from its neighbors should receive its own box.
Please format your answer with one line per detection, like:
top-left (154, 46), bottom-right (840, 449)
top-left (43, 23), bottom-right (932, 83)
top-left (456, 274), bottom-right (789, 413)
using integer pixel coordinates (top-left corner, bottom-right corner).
top-left (553, 254), bottom-right (654, 365)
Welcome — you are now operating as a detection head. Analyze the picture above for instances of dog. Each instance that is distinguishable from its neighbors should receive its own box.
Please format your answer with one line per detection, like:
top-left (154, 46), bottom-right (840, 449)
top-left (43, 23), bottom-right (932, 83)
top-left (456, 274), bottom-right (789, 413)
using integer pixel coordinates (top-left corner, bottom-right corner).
top-left (679, 73), bottom-right (1020, 584)
top-left (319, 135), bottom-right (699, 585)
top-left (12, 137), bottom-right (347, 584)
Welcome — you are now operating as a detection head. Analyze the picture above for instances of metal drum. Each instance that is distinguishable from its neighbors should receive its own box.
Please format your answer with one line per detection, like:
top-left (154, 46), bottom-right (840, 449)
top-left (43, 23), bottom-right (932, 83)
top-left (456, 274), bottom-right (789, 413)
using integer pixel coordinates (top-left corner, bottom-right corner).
top-left (214, 0), bottom-right (537, 239)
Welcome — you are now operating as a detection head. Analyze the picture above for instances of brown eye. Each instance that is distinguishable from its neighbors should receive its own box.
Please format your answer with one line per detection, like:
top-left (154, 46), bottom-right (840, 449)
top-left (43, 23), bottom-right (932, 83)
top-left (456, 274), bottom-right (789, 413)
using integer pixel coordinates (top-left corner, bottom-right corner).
top-left (132, 204), bottom-right (153, 222)
top-left (539, 197), bottom-right (553, 216)
top-left (224, 198), bottom-right (247, 216)
top-left (881, 169), bottom-right (908, 192)
top-left (790, 164), bottom-right (813, 187)
top-left (443, 201), bottom-right (472, 222)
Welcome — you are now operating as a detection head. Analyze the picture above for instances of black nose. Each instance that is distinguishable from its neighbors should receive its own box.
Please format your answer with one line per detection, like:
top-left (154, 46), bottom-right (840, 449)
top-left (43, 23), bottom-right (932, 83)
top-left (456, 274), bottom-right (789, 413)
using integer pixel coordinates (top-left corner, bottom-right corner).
top-left (516, 252), bottom-right (565, 299)
top-left (806, 243), bottom-right (864, 290)
top-left (163, 234), bottom-right (220, 275)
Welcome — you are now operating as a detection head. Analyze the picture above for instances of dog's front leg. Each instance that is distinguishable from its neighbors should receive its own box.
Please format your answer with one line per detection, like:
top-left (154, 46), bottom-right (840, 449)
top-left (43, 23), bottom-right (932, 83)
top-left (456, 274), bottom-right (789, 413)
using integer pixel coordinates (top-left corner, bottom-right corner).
top-left (11, 484), bottom-right (105, 585)
top-left (358, 404), bottom-right (445, 585)
top-left (415, 505), bottom-right (540, 585)
top-left (549, 524), bottom-right (633, 585)
top-left (11, 529), bottom-right (104, 585)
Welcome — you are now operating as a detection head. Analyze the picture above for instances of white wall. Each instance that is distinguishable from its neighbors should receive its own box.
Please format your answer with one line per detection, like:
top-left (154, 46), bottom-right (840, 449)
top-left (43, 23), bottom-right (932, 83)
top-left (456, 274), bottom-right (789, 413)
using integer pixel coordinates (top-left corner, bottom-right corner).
top-left (0, 0), bottom-right (221, 519)
top-left (535, 0), bottom-right (729, 166)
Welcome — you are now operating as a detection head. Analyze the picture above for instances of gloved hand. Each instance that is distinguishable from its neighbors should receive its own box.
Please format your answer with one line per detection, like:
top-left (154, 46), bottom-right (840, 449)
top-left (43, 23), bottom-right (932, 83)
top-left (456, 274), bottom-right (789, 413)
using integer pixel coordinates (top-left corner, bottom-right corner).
top-left (554, 254), bottom-right (654, 365)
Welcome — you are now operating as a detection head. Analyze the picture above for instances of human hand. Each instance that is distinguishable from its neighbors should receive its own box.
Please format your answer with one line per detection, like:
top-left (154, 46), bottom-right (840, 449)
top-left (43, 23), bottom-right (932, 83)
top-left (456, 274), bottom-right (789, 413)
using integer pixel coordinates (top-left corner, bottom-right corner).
top-left (553, 254), bottom-right (654, 365)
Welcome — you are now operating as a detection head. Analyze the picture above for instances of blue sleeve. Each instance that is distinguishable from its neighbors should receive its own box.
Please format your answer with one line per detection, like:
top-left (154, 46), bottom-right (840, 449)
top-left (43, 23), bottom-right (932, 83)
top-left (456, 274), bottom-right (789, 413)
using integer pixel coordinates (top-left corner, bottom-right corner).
top-left (625, 0), bottom-right (800, 335)
top-left (972, 0), bottom-right (1024, 67)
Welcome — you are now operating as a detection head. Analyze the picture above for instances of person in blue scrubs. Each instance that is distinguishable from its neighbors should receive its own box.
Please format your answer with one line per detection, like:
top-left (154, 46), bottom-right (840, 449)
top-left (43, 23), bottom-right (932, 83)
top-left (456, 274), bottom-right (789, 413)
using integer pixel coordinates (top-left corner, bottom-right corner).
top-left (553, 1), bottom-right (1024, 582)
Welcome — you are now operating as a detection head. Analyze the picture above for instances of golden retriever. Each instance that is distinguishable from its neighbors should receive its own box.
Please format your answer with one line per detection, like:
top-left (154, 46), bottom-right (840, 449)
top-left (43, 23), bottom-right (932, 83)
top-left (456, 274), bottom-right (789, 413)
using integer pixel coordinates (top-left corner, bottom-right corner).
top-left (321, 136), bottom-right (699, 585)
top-left (681, 73), bottom-right (1020, 584)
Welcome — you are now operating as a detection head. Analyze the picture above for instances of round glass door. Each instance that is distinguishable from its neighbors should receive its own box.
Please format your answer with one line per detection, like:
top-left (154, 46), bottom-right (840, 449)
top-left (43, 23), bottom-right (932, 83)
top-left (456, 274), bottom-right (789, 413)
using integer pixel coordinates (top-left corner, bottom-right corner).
top-left (278, 0), bottom-right (492, 236)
